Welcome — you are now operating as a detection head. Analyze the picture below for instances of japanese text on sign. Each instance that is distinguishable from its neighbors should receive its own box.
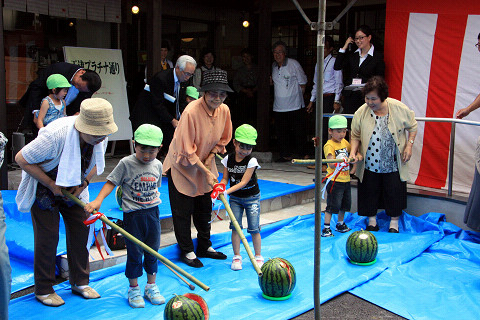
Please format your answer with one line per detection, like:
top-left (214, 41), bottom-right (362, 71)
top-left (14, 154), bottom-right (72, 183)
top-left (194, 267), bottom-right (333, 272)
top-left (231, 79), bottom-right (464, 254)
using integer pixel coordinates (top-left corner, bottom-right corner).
top-left (70, 60), bottom-right (120, 75)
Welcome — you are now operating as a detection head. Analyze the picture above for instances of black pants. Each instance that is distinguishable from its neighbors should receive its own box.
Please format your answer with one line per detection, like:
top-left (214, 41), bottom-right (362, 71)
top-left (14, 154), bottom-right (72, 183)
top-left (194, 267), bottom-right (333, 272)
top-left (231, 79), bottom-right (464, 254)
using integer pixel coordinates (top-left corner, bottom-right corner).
top-left (342, 89), bottom-right (364, 115)
top-left (167, 171), bottom-right (213, 255)
top-left (275, 108), bottom-right (306, 158)
top-left (358, 170), bottom-right (406, 218)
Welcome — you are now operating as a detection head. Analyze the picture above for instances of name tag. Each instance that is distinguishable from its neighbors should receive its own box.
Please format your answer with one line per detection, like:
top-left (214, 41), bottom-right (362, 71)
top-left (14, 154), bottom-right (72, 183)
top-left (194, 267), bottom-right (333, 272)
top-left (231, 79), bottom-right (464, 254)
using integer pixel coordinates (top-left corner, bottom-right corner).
top-left (352, 78), bottom-right (362, 85)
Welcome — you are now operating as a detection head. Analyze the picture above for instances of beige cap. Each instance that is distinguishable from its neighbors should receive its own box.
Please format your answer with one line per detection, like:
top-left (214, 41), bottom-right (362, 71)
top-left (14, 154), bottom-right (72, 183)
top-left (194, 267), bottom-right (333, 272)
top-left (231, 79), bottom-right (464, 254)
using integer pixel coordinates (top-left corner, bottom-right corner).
top-left (74, 98), bottom-right (118, 136)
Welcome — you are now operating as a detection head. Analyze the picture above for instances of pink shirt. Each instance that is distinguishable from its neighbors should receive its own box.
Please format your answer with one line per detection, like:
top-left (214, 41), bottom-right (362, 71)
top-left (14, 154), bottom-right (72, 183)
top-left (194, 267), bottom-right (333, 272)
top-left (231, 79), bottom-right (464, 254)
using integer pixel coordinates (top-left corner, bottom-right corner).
top-left (163, 97), bottom-right (232, 197)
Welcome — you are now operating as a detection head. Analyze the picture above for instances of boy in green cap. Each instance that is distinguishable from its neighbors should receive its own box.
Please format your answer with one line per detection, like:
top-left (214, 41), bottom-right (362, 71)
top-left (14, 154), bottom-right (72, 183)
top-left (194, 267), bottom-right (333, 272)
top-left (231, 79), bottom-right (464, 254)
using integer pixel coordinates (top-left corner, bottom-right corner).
top-left (185, 86), bottom-right (199, 104)
top-left (85, 124), bottom-right (165, 308)
top-left (219, 124), bottom-right (263, 271)
top-left (322, 115), bottom-right (356, 237)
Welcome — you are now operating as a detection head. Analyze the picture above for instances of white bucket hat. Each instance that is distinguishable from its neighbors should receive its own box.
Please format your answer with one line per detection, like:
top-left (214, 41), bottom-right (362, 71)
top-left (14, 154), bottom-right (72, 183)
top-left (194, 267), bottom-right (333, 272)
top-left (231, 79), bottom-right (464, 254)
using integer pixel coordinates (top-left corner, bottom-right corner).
top-left (74, 98), bottom-right (118, 136)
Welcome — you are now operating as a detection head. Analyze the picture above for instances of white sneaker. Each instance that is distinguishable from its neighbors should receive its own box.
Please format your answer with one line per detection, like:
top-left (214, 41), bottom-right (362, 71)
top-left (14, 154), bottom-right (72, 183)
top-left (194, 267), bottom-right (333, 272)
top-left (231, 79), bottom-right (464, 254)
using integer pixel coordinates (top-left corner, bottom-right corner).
top-left (128, 286), bottom-right (145, 308)
top-left (144, 284), bottom-right (165, 305)
top-left (255, 255), bottom-right (264, 268)
top-left (231, 255), bottom-right (242, 271)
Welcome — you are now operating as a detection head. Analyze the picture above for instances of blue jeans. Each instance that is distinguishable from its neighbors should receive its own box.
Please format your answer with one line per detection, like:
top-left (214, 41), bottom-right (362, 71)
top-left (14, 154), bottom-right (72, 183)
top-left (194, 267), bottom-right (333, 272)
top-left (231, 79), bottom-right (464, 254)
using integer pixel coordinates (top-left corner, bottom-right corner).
top-left (0, 192), bottom-right (11, 320)
top-left (326, 181), bottom-right (351, 214)
top-left (229, 193), bottom-right (261, 233)
top-left (123, 206), bottom-right (161, 279)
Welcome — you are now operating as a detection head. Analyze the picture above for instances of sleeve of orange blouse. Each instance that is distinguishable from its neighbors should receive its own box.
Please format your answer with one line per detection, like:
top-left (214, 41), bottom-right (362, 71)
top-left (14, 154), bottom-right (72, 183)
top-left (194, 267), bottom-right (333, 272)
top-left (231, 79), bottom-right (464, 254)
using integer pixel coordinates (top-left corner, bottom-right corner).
top-left (175, 112), bottom-right (201, 167)
top-left (213, 107), bottom-right (233, 154)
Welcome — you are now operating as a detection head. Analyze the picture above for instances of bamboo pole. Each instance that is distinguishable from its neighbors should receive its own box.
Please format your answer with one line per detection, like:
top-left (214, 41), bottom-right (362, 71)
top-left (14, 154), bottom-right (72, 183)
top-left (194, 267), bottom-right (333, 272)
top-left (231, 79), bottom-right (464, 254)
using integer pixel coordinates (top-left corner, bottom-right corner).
top-left (62, 190), bottom-right (210, 291)
top-left (291, 158), bottom-right (355, 164)
top-left (218, 193), bottom-right (263, 277)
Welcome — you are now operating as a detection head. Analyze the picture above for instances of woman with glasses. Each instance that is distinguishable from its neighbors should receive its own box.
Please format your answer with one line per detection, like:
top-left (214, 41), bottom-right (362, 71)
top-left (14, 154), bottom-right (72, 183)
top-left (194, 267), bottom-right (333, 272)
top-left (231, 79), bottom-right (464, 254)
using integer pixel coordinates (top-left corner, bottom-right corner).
top-left (163, 70), bottom-right (233, 268)
top-left (334, 25), bottom-right (386, 115)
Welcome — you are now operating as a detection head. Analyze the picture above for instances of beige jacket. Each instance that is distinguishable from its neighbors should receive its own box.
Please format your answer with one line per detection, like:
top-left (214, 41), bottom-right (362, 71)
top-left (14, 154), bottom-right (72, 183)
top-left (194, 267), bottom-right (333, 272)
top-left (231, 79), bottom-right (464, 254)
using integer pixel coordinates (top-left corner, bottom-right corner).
top-left (351, 97), bottom-right (417, 182)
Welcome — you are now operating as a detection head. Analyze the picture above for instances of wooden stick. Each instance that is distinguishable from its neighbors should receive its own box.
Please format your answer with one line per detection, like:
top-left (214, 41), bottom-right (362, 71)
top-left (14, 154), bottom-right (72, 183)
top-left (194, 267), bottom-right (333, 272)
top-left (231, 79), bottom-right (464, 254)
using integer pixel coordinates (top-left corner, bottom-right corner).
top-left (162, 263), bottom-right (195, 290)
top-left (218, 193), bottom-right (263, 277)
top-left (62, 190), bottom-right (209, 291)
top-left (291, 158), bottom-right (355, 165)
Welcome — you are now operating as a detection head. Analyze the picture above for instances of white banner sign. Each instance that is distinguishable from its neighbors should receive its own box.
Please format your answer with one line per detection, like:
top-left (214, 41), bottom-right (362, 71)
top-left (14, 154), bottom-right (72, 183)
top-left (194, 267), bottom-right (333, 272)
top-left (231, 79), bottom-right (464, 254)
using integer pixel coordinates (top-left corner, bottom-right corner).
top-left (63, 46), bottom-right (132, 141)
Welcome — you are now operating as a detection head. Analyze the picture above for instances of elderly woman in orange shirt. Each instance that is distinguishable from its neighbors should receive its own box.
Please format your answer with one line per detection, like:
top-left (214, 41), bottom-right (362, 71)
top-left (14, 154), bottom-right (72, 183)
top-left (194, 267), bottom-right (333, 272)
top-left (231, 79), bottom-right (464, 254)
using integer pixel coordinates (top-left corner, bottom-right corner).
top-left (163, 70), bottom-right (233, 268)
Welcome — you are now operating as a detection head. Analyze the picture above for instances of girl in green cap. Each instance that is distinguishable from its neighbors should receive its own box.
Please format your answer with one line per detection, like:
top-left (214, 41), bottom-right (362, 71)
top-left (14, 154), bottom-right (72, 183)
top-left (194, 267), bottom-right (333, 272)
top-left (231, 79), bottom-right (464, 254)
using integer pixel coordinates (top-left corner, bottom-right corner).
top-left (33, 74), bottom-right (71, 129)
top-left (220, 124), bottom-right (263, 271)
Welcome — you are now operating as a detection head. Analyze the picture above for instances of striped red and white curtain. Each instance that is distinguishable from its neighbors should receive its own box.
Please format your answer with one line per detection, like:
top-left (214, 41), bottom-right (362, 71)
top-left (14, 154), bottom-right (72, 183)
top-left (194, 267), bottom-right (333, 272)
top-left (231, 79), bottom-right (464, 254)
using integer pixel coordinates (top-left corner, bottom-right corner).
top-left (385, 0), bottom-right (480, 192)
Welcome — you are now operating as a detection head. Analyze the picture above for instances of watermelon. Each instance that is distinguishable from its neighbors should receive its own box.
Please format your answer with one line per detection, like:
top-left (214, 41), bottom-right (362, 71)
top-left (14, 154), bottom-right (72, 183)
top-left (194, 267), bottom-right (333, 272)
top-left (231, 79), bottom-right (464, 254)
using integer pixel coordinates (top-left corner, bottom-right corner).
top-left (115, 185), bottom-right (123, 210)
top-left (259, 257), bottom-right (296, 297)
top-left (164, 293), bottom-right (209, 320)
top-left (346, 229), bottom-right (378, 263)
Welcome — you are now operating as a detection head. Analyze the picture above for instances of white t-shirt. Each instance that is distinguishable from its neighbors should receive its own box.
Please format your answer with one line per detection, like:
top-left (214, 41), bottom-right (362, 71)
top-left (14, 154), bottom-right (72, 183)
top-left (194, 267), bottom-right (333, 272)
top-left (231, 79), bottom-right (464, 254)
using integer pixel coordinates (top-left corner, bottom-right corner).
top-left (272, 57), bottom-right (307, 112)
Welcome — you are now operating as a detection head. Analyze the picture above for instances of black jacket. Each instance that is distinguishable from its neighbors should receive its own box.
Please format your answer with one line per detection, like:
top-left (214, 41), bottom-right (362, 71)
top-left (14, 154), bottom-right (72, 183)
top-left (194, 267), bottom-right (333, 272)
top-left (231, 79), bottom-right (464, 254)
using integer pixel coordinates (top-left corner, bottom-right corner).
top-left (334, 49), bottom-right (385, 85)
top-left (19, 62), bottom-right (92, 116)
top-left (130, 68), bottom-right (190, 129)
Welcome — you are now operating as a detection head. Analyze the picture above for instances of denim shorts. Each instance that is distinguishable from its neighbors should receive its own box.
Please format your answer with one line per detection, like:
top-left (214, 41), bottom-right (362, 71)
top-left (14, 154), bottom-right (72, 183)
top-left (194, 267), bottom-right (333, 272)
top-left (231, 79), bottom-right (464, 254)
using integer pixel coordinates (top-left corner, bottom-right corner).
top-left (326, 181), bottom-right (351, 214)
top-left (229, 193), bottom-right (261, 234)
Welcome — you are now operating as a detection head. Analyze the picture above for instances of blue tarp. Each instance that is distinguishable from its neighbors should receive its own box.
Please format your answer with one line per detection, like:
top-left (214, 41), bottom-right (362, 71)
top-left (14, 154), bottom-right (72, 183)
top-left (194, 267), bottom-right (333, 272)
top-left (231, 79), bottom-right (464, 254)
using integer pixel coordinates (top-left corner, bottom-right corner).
top-left (350, 213), bottom-right (480, 320)
top-left (2, 179), bottom-right (314, 293)
top-left (9, 211), bottom-right (469, 320)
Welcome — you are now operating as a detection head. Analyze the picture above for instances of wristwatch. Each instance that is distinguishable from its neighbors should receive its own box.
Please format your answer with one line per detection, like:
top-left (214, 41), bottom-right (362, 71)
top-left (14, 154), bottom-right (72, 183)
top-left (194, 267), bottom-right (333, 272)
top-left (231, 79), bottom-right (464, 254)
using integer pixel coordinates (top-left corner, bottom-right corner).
top-left (408, 139), bottom-right (414, 144)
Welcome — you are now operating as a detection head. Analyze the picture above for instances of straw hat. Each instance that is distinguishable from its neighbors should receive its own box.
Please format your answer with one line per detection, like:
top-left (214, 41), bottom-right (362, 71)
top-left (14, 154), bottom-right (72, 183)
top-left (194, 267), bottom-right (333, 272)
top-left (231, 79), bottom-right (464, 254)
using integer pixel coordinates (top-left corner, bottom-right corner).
top-left (198, 70), bottom-right (233, 92)
top-left (74, 98), bottom-right (118, 136)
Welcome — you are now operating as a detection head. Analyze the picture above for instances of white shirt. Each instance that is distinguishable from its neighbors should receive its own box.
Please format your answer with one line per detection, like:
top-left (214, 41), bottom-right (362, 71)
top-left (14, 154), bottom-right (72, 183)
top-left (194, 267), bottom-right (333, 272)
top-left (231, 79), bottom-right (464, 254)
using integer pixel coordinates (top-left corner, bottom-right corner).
top-left (356, 44), bottom-right (375, 66)
top-left (310, 54), bottom-right (344, 102)
top-left (272, 57), bottom-right (307, 112)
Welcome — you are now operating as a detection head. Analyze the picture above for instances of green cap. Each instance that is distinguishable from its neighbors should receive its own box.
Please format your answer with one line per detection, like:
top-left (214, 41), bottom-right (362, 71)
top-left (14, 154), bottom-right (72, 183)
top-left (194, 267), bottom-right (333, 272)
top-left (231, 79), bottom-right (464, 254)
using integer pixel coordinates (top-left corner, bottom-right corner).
top-left (186, 86), bottom-right (199, 100)
top-left (134, 124), bottom-right (163, 147)
top-left (235, 124), bottom-right (257, 146)
top-left (329, 115), bottom-right (348, 129)
top-left (46, 74), bottom-right (71, 90)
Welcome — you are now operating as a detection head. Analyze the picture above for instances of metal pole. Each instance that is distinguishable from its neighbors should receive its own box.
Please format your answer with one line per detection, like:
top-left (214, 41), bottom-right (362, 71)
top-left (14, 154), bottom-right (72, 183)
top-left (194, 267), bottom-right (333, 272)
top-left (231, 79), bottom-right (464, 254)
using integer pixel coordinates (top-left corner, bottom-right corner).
top-left (447, 122), bottom-right (456, 196)
top-left (314, 1), bottom-right (326, 319)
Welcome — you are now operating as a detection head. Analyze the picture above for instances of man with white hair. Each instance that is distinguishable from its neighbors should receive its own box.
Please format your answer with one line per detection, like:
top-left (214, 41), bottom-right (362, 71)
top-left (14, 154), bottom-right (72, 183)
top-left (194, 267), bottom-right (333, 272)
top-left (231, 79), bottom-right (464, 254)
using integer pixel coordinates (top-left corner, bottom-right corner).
top-left (271, 41), bottom-right (308, 162)
top-left (130, 55), bottom-right (197, 153)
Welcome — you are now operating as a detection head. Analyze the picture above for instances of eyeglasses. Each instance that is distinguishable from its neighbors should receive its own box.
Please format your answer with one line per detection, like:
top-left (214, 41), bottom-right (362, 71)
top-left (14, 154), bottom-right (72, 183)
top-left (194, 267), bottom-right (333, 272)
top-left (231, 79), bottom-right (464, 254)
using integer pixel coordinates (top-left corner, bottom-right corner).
top-left (182, 70), bottom-right (193, 77)
top-left (239, 143), bottom-right (253, 150)
top-left (354, 35), bottom-right (367, 41)
top-left (207, 91), bottom-right (227, 99)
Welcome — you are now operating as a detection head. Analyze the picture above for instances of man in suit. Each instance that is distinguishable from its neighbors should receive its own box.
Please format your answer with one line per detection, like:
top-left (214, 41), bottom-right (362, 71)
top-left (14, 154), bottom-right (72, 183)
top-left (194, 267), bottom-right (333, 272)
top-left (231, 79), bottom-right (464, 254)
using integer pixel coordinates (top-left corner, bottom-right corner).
top-left (19, 62), bottom-right (102, 133)
top-left (130, 55), bottom-right (197, 153)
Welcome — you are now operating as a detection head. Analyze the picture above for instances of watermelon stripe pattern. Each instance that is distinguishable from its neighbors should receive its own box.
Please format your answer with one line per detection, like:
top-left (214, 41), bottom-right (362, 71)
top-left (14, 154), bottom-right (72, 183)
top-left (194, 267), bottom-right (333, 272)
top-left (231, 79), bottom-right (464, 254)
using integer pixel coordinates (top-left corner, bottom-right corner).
top-left (346, 230), bottom-right (378, 263)
top-left (164, 295), bottom-right (205, 320)
top-left (259, 258), bottom-right (296, 297)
